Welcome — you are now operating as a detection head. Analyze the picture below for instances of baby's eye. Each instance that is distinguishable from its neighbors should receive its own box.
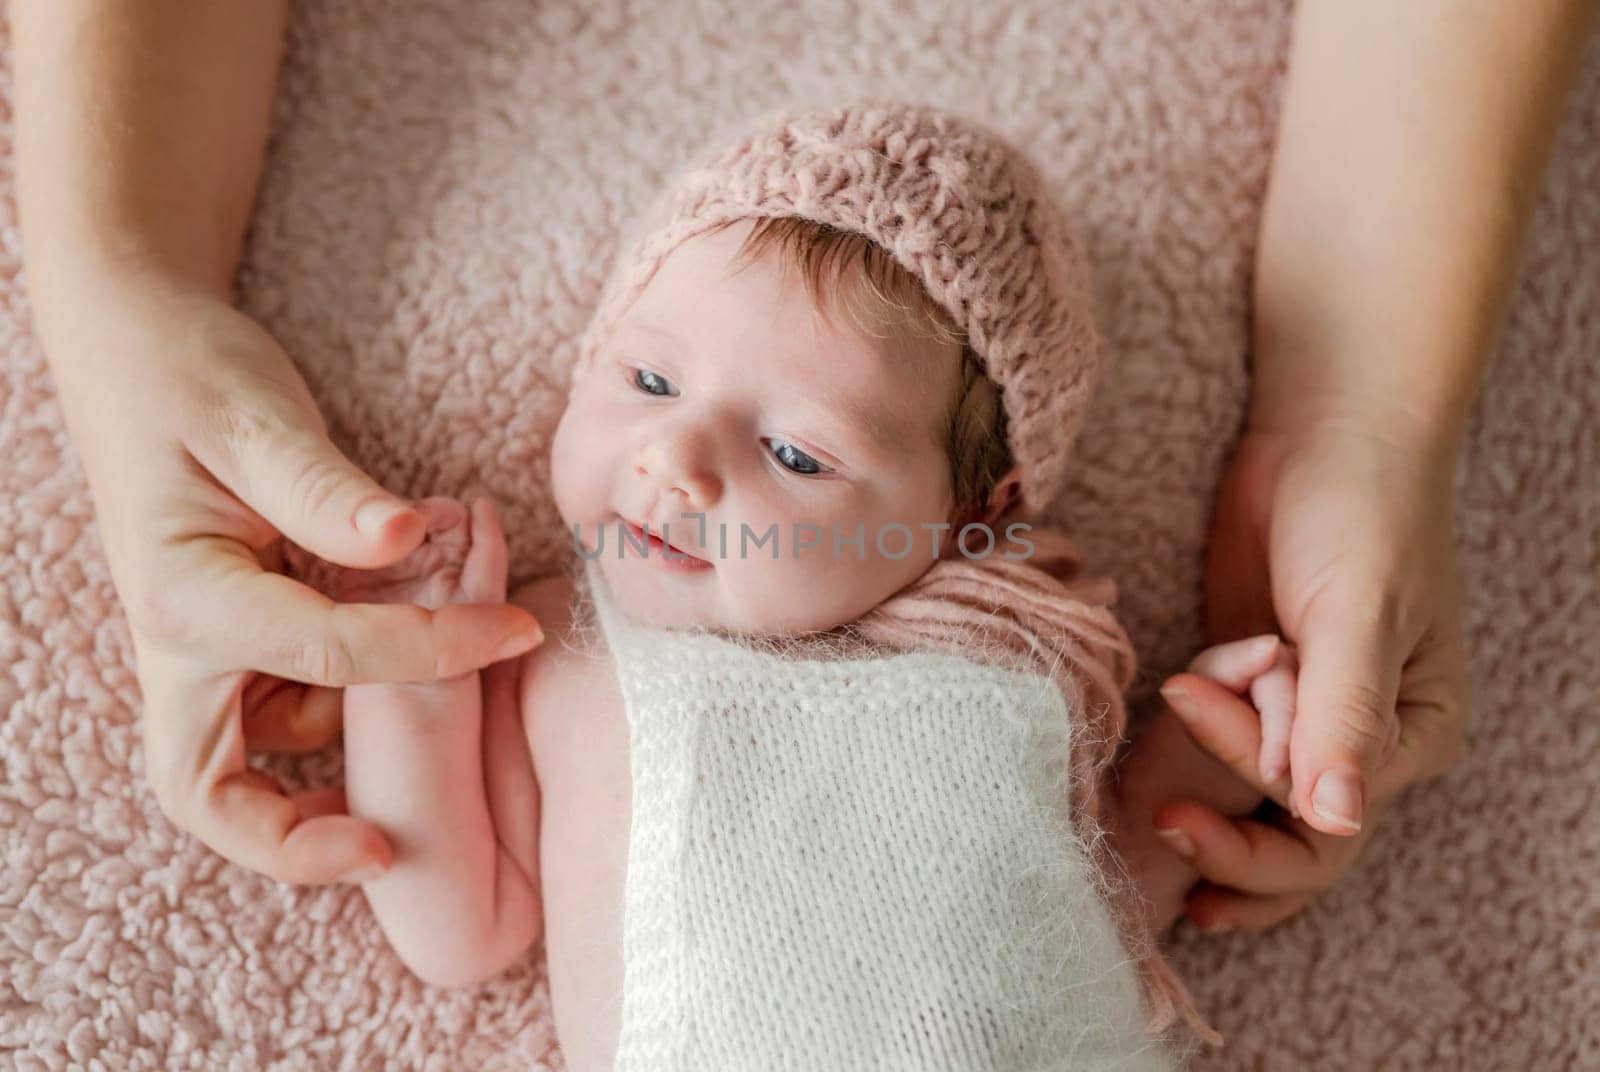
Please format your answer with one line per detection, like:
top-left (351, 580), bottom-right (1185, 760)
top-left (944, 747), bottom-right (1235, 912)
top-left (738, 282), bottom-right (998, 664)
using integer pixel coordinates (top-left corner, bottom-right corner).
top-left (631, 368), bottom-right (677, 397)
top-left (768, 439), bottom-right (830, 476)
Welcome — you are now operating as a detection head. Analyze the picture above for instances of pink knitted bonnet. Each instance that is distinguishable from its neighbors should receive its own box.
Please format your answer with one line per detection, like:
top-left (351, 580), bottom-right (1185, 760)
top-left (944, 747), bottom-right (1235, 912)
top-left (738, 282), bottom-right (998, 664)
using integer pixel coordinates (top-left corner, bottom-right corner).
top-left (574, 101), bottom-right (1100, 517)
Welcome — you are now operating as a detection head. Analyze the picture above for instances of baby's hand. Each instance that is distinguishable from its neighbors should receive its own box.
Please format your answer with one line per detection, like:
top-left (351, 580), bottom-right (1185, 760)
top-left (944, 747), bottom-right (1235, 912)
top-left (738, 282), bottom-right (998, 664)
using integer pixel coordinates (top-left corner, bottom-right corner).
top-left (328, 497), bottom-right (509, 609)
top-left (1180, 635), bottom-right (1300, 790)
top-left (1111, 632), bottom-right (1299, 936)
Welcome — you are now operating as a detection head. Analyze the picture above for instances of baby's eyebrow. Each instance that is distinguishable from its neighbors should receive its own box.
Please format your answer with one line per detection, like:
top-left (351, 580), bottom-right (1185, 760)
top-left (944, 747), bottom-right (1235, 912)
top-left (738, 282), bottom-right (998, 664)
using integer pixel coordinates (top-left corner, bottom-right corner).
top-left (621, 321), bottom-right (686, 351)
top-left (809, 380), bottom-right (902, 452)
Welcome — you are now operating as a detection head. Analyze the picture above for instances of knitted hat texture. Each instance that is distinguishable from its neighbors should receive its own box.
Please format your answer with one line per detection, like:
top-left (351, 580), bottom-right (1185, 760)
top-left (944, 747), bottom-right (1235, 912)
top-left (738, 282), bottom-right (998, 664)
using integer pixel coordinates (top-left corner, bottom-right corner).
top-left (576, 101), bottom-right (1100, 516)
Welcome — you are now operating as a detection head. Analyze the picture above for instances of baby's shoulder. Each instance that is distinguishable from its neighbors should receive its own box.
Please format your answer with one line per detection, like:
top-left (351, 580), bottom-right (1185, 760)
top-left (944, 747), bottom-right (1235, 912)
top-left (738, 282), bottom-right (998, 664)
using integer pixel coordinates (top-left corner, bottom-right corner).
top-left (510, 570), bottom-right (581, 643)
top-left (509, 568), bottom-right (619, 723)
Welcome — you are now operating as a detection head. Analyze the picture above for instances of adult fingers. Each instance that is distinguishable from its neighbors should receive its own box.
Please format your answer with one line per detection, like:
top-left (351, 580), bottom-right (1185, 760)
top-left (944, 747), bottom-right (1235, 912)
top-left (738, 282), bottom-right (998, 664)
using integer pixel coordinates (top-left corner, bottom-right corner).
top-left (231, 770), bottom-right (347, 821)
top-left (1379, 594), bottom-right (1470, 792)
top-left (1182, 635), bottom-right (1299, 784)
top-left (1183, 883), bottom-right (1314, 934)
top-left (1152, 799), bottom-right (1356, 895)
top-left (136, 627), bottom-right (390, 886)
top-left (1287, 586), bottom-right (1406, 837)
top-left (1186, 634), bottom-right (1280, 688)
top-left (1158, 674), bottom-right (1294, 807)
top-left (1160, 794), bottom-right (1393, 933)
top-left (188, 399), bottom-right (426, 570)
top-left (200, 769), bottom-right (392, 885)
top-left (207, 557), bottom-right (542, 685)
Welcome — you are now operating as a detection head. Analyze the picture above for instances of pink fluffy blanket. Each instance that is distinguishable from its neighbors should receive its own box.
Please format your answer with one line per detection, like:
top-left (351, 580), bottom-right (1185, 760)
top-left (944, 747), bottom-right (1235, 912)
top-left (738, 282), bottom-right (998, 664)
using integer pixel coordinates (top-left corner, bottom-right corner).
top-left (3, 2), bottom-right (1597, 1068)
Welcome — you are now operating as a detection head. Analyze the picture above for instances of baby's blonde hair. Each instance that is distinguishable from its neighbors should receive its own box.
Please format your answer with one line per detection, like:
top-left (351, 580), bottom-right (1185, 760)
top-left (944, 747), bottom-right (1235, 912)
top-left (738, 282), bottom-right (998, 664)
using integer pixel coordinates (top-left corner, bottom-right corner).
top-left (712, 216), bottom-right (1013, 525)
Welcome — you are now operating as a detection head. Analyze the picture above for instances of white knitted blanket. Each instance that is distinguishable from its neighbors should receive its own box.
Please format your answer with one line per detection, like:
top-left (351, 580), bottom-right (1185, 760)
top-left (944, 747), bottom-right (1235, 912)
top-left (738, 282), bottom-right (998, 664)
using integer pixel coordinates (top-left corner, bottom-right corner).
top-left (582, 563), bottom-right (1181, 1071)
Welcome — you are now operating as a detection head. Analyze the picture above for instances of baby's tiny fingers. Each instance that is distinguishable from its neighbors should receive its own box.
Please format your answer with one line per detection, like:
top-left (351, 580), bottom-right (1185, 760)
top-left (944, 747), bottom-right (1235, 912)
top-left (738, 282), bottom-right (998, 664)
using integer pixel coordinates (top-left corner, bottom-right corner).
top-left (470, 497), bottom-right (503, 536)
top-left (1251, 653), bottom-right (1298, 783)
top-left (1186, 634), bottom-right (1280, 691)
top-left (460, 497), bottom-right (511, 605)
top-left (1257, 724), bottom-right (1292, 786)
top-left (1160, 674), bottom-right (1293, 805)
top-left (416, 496), bottom-right (467, 530)
top-left (417, 497), bottom-right (472, 560)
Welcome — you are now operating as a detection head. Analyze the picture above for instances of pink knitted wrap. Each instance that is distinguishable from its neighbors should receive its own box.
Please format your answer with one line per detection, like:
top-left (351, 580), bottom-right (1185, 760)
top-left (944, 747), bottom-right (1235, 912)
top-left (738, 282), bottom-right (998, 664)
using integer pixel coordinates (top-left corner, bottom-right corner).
top-left (851, 521), bottom-right (1219, 1047)
top-left (577, 102), bottom-right (1216, 1046)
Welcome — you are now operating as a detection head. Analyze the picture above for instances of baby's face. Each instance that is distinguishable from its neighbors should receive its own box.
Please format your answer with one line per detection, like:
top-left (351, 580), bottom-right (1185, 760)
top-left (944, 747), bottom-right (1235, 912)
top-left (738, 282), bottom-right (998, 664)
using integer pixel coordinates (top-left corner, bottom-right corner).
top-left (551, 219), bottom-right (963, 635)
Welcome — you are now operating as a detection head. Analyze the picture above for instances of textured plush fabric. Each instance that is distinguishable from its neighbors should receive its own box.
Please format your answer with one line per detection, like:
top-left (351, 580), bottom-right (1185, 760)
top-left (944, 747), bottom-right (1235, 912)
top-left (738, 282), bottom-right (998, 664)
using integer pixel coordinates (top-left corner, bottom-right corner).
top-left (576, 102), bottom-right (1099, 515)
top-left (581, 560), bottom-right (1181, 1071)
top-left (2, 2), bottom-right (1597, 1070)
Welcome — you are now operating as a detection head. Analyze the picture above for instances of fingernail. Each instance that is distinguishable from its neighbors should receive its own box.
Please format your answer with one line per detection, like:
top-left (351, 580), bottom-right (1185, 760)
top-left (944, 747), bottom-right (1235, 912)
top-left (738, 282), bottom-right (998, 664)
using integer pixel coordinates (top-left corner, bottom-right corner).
top-left (1251, 635), bottom-right (1280, 658)
top-left (341, 864), bottom-right (387, 884)
top-left (355, 499), bottom-right (409, 537)
top-left (494, 625), bottom-right (544, 661)
top-left (1156, 827), bottom-right (1196, 859)
top-left (1287, 795), bottom-right (1301, 819)
top-left (1158, 683), bottom-right (1190, 707)
top-left (1311, 770), bottom-right (1364, 832)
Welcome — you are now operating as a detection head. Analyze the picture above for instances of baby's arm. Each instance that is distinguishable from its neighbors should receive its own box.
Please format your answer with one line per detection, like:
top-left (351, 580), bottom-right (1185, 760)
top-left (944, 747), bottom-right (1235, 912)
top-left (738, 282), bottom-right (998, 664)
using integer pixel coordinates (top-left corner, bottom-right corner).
top-left (1108, 635), bottom-right (1298, 938)
top-left (340, 498), bottom-right (543, 986)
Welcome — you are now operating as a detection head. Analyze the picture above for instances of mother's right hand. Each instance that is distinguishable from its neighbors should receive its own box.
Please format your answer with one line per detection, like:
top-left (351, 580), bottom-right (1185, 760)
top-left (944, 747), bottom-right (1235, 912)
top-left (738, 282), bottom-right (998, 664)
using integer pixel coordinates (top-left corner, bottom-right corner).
top-left (60, 285), bottom-right (543, 885)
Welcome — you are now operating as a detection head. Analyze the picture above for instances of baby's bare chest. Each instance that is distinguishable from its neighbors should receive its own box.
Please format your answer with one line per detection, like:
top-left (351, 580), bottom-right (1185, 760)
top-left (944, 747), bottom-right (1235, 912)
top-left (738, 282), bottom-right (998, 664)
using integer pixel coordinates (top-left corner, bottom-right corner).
top-left (524, 640), bottom-right (631, 1072)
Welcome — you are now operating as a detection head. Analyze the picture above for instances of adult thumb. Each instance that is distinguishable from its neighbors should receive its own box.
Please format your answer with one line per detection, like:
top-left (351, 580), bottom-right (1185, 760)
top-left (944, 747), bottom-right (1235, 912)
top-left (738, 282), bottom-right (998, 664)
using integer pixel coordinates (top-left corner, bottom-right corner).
top-left (197, 405), bottom-right (424, 569)
top-left (1288, 589), bottom-right (1406, 836)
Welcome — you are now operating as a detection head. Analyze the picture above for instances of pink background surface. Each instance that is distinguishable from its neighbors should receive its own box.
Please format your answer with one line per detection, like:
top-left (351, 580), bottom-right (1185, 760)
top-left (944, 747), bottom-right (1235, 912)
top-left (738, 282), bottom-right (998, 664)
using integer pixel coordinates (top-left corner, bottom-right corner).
top-left (2, 2), bottom-right (1596, 1068)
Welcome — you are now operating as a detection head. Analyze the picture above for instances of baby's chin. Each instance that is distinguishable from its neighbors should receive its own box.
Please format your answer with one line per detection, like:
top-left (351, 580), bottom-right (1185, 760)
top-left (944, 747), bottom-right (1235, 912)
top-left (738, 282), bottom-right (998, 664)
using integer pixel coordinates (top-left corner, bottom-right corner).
top-left (592, 553), bottom-right (907, 639)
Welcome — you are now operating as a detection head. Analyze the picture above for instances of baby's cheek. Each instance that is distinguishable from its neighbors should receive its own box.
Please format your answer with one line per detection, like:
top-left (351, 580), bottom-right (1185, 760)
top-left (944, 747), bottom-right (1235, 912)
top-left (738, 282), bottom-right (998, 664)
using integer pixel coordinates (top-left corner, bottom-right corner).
top-left (548, 407), bottom-right (600, 523)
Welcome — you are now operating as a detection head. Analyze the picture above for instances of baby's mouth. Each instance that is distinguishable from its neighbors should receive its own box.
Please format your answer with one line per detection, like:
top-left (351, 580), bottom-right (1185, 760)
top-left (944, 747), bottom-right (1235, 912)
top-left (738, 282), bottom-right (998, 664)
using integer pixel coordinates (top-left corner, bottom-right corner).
top-left (620, 516), bottom-right (710, 563)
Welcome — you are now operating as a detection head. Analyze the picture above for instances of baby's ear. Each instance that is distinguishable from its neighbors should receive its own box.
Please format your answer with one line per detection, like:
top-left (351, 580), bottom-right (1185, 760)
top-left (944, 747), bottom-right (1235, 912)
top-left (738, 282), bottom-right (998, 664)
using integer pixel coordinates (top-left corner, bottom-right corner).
top-left (978, 465), bottom-right (1023, 527)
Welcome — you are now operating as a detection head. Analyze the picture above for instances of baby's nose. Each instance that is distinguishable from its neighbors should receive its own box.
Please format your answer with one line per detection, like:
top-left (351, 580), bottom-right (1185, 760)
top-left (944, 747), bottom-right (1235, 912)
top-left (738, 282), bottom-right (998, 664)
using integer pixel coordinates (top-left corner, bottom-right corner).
top-left (633, 435), bottom-right (722, 510)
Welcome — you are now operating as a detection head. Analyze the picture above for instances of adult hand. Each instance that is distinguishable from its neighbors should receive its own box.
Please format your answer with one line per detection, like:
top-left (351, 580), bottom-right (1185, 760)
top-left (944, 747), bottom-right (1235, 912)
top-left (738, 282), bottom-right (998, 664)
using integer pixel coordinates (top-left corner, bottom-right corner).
top-left (1157, 418), bottom-right (1468, 930)
top-left (65, 282), bottom-right (543, 886)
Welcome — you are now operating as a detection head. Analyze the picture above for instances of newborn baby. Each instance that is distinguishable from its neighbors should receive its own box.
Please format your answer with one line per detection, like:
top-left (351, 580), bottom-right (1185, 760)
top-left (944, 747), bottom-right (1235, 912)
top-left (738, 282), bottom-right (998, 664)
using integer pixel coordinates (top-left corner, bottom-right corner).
top-left (337, 104), bottom-right (1297, 1070)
